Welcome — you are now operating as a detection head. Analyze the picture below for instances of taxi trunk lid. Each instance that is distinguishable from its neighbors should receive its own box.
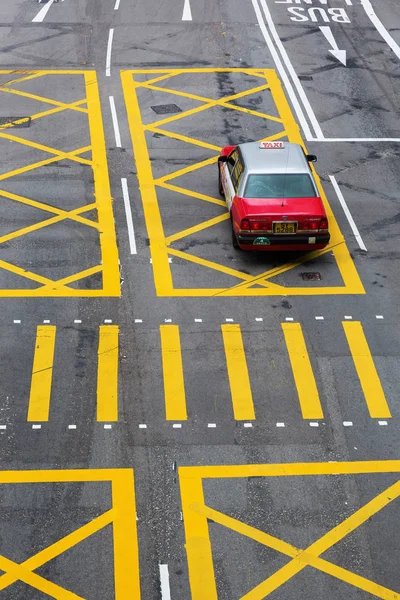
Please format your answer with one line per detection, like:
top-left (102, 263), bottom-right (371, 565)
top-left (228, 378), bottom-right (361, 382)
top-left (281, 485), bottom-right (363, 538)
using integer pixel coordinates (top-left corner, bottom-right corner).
top-left (240, 196), bottom-right (326, 218)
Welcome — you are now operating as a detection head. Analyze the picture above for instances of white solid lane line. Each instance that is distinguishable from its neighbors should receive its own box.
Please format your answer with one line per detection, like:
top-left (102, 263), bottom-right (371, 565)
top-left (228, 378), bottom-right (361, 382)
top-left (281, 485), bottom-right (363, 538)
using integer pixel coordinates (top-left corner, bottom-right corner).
top-left (251, 0), bottom-right (312, 141)
top-left (361, 0), bottom-right (400, 60)
top-left (106, 28), bottom-right (114, 77)
top-left (121, 178), bottom-right (138, 255)
top-left (159, 564), bottom-right (172, 600)
top-left (109, 96), bottom-right (122, 147)
top-left (329, 175), bottom-right (367, 252)
top-left (32, 0), bottom-right (55, 23)
top-left (258, 0), bottom-right (324, 140)
top-left (182, 0), bottom-right (192, 21)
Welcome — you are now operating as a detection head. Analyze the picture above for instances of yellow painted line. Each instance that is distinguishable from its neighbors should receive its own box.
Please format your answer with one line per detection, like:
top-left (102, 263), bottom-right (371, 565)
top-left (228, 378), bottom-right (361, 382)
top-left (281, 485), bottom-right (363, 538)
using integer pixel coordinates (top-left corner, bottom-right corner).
top-left (121, 70), bottom-right (173, 293)
top-left (159, 183), bottom-right (226, 208)
top-left (180, 473), bottom-right (218, 600)
top-left (221, 324), bottom-right (255, 420)
top-left (47, 265), bottom-right (103, 289)
top-left (0, 71), bottom-right (46, 88)
top-left (0, 258), bottom-right (65, 289)
top-left (167, 247), bottom-right (282, 289)
top-left (155, 156), bottom-right (218, 185)
top-left (112, 470), bottom-right (142, 599)
top-left (165, 213), bottom-right (230, 245)
top-left (85, 71), bottom-right (120, 297)
top-left (0, 133), bottom-right (92, 166)
top-left (97, 325), bottom-right (119, 422)
top-left (282, 322), bottom-right (323, 420)
top-left (160, 325), bottom-right (187, 420)
top-left (128, 68), bottom-right (268, 74)
top-left (147, 125), bottom-right (222, 152)
top-left (27, 326), bottom-right (56, 422)
top-left (0, 86), bottom-right (88, 113)
top-left (343, 321), bottom-right (391, 418)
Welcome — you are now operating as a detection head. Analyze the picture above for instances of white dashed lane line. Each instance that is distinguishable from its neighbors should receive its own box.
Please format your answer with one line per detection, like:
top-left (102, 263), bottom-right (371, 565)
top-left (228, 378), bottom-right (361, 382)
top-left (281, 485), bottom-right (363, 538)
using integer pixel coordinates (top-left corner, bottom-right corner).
top-left (106, 29), bottom-right (114, 77)
top-left (32, 0), bottom-right (56, 23)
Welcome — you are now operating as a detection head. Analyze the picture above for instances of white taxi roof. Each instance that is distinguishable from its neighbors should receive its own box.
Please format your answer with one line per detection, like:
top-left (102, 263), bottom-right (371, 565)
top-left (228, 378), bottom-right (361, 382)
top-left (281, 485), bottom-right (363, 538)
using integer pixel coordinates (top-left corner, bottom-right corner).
top-left (239, 141), bottom-right (310, 175)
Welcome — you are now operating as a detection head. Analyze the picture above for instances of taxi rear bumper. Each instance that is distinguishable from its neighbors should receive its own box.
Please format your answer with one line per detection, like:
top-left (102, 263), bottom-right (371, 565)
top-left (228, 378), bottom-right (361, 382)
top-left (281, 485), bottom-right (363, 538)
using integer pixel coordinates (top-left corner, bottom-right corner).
top-left (236, 233), bottom-right (330, 250)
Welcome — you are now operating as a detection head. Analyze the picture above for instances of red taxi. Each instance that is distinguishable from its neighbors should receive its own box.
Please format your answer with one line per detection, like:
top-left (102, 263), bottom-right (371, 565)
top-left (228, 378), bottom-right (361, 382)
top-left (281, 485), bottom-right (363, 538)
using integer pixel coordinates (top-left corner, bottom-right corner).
top-left (218, 141), bottom-right (330, 251)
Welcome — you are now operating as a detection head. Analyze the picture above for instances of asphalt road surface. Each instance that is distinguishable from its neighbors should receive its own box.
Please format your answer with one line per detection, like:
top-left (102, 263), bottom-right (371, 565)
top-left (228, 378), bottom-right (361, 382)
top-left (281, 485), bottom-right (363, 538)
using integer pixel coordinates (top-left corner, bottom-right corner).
top-left (0, 0), bottom-right (399, 598)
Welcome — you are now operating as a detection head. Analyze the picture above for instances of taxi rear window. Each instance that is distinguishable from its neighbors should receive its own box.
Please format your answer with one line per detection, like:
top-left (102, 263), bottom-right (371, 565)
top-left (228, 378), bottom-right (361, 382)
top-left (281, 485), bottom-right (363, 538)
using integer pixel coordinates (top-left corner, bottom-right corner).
top-left (244, 174), bottom-right (317, 199)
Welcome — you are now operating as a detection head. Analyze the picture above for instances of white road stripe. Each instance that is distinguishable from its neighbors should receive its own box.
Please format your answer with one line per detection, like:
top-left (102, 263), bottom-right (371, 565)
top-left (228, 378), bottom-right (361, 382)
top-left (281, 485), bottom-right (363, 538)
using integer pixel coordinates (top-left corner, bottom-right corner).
top-left (182, 0), bottom-right (192, 21)
top-left (109, 96), bottom-right (122, 147)
top-left (114, 0), bottom-right (121, 9)
top-left (313, 138), bottom-right (400, 143)
top-left (106, 28), bottom-right (114, 77)
top-left (32, 0), bottom-right (55, 23)
top-left (329, 175), bottom-right (367, 252)
top-left (159, 564), bottom-right (172, 600)
top-left (257, 0), bottom-right (324, 140)
top-left (361, 0), bottom-right (400, 61)
top-left (251, 0), bottom-right (311, 140)
top-left (121, 178), bottom-right (137, 254)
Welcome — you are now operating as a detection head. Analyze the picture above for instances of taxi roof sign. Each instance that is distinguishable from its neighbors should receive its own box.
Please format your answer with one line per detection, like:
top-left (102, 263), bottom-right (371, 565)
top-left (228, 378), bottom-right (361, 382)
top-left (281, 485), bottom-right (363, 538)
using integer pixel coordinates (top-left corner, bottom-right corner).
top-left (259, 141), bottom-right (285, 149)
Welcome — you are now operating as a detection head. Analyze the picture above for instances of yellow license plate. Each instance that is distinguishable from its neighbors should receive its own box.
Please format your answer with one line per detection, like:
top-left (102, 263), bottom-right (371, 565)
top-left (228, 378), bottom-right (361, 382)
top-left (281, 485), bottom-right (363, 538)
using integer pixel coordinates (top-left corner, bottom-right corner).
top-left (273, 222), bottom-right (297, 234)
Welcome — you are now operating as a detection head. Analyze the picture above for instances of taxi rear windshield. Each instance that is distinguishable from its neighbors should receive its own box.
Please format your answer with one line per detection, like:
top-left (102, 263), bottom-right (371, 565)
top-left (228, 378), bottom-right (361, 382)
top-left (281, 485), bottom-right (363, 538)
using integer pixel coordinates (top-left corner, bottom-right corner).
top-left (244, 174), bottom-right (317, 199)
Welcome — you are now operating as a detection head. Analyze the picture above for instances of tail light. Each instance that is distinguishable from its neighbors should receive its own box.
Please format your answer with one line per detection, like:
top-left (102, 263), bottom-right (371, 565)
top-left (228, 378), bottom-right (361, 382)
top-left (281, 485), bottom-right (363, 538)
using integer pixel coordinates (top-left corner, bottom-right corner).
top-left (320, 217), bottom-right (328, 230)
top-left (240, 218), bottom-right (270, 232)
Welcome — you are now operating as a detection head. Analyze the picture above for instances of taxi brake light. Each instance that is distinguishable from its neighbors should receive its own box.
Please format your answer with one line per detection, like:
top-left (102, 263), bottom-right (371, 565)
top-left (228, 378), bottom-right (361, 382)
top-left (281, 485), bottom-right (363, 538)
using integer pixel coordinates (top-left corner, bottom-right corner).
top-left (320, 217), bottom-right (328, 230)
top-left (240, 218), bottom-right (250, 231)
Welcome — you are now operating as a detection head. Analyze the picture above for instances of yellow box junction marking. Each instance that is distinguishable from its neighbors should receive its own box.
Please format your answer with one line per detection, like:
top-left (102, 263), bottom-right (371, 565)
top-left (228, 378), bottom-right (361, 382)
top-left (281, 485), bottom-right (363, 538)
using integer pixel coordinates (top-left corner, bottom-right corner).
top-left (282, 322), bottom-right (323, 420)
top-left (343, 321), bottom-right (391, 419)
top-left (0, 469), bottom-right (140, 599)
top-left (0, 70), bottom-right (119, 297)
top-left (179, 461), bottom-right (400, 600)
top-left (160, 324), bottom-right (187, 420)
top-left (221, 324), bottom-right (255, 420)
top-left (97, 325), bottom-right (119, 422)
top-left (121, 68), bottom-right (364, 296)
top-left (27, 325), bottom-right (56, 422)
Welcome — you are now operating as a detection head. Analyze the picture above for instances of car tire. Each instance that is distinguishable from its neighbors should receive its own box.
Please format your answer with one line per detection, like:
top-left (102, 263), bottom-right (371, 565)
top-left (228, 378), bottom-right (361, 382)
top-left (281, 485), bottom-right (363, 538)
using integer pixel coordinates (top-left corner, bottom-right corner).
top-left (232, 226), bottom-right (240, 249)
top-left (218, 172), bottom-right (224, 197)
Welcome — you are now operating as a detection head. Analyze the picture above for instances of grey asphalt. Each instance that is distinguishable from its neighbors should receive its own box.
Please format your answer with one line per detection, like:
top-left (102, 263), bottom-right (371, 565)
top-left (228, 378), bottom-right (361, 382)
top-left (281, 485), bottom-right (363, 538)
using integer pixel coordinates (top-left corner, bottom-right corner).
top-left (0, 0), bottom-right (399, 598)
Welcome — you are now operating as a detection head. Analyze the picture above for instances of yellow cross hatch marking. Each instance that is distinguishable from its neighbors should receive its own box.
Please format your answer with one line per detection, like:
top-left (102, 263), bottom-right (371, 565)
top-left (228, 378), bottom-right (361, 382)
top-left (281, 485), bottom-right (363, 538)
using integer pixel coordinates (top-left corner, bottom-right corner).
top-left (343, 321), bottom-right (391, 419)
top-left (0, 70), bottom-right (119, 297)
top-left (122, 68), bottom-right (365, 297)
top-left (179, 461), bottom-right (400, 600)
top-left (0, 469), bottom-right (141, 599)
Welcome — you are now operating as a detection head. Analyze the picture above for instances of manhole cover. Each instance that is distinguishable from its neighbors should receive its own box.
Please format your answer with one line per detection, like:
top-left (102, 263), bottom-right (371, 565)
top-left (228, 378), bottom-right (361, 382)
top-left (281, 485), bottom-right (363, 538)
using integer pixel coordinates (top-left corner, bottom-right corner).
top-left (0, 116), bottom-right (31, 128)
top-left (150, 104), bottom-right (182, 115)
top-left (301, 272), bottom-right (322, 281)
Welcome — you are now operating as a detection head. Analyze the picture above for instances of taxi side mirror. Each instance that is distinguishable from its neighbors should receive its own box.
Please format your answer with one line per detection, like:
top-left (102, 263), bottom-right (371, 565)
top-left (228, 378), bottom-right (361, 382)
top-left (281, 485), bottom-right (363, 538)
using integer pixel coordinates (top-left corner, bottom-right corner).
top-left (306, 154), bottom-right (317, 162)
top-left (218, 156), bottom-right (228, 163)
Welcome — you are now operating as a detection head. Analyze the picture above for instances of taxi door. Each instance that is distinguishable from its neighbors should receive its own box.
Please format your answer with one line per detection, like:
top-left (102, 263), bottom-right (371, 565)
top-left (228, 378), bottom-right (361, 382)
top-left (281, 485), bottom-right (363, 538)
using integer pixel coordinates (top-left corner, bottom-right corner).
top-left (222, 149), bottom-right (243, 212)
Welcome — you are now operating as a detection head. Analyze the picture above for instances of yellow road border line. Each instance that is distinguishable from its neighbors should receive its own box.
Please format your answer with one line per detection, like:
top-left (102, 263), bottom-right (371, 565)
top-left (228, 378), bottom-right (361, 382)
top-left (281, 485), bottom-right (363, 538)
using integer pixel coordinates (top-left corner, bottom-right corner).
top-left (122, 68), bottom-right (364, 296)
top-left (343, 321), bottom-right (391, 419)
top-left (179, 461), bottom-right (400, 600)
top-left (221, 324), bottom-right (255, 420)
top-left (160, 325), bottom-right (187, 420)
top-left (0, 469), bottom-right (140, 599)
top-left (97, 325), bottom-right (119, 422)
top-left (282, 322), bottom-right (324, 420)
top-left (0, 70), bottom-right (119, 297)
top-left (27, 325), bottom-right (56, 422)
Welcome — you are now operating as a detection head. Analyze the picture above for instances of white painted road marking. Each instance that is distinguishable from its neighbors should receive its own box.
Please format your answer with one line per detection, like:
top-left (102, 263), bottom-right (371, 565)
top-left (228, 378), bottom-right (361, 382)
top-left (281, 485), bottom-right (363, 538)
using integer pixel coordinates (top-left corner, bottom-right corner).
top-left (329, 175), bottom-right (367, 251)
top-left (109, 96), bottom-right (122, 147)
top-left (106, 29), bottom-right (114, 77)
top-left (182, 0), bottom-right (192, 21)
top-left (159, 564), bottom-right (172, 600)
top-left (32, 0), bottom-right (55, 23)
top-left (114, 0), bottom-right (121, 9)
top-left (121, 178), bottom-right (137, 255)
top-left (361, 0), bottom-right (400, 61)
top-left (319, 26), bottom-right (347, 66)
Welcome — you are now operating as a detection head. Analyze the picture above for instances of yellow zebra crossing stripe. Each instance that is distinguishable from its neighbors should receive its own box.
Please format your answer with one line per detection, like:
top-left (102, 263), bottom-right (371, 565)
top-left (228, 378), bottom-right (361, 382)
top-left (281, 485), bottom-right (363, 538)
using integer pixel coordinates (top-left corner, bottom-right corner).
top-left (97, 325), bottom-right (119, 422)
top-left (27, 326), bottom-right (56, 422)
top-left (160, 325), bottom-right (187, 421)
top-left (221, 324), bottom-right (255, 421)
top-left (282, 322), bottom-right (324, 420)
top-left (343, 321), bottom-right (391, 419)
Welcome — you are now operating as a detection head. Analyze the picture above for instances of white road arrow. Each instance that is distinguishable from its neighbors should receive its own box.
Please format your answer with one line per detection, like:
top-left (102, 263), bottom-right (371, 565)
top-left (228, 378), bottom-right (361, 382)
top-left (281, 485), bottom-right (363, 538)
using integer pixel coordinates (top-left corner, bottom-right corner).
top-left (319, 26), bottom-right (347, 66)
